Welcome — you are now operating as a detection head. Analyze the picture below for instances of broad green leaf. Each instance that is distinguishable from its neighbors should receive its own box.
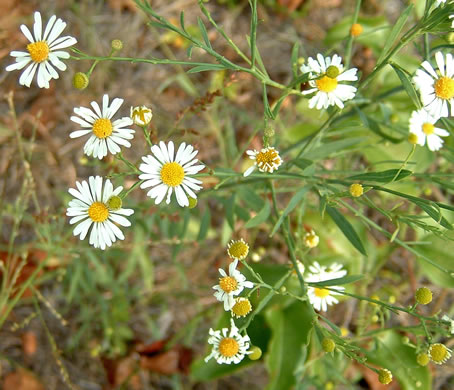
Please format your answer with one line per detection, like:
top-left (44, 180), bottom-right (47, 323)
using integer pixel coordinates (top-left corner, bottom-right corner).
top-left (391, 63), bottom-right (421, 109)
top-left (308, 274), bottom-right (364, 287)
top-left (270, 186), bottom-right (311, 236)
top-left (265, 302), bottom-right (314, 390)
top-left (326, 206), bottom-right (367, 255)
top-left (347, 169), bottom-right (412, 183)
top-left (365, 331), bottom-right (431, 390)
top-left (245, 201), bottom-right (271, 229)
top-left (187, 64), bottom-right (226, 73)
top-left (377, 4), bottom-right (413, 64)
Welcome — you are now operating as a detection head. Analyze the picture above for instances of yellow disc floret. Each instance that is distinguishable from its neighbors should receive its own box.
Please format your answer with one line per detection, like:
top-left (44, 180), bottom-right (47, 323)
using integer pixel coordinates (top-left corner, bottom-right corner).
top-left (422, 123), bottom-right (435, 135)
top-left (256, 148), bottom-right (281, 171)
top-left (227, 239), bottom-right (249, 260)
top-left (88, 202), bottom-right (109, 222)
top-left (350, 183), bottom-right (364, 197)
top-left (416, 353), bottom-right (430, 366)
top-left (232, 298), bottom-right (252, 318)
top-left (92, 118), bottom-right (113, 139)
top-left (160, 162), bottom-right (185, 187)
top-left (350, 23), bottom-right (363, 37)
top-left (434, 76), bottom-right (454, 100)
top-left (73, 72), bottom-right (89, 90)
top-left (429, 343), bottom-right (452, 365)
top-left (314, 287), bottom-right (330, 298)
top-left (321, 338), bottom-right (336, 353)
top-left (27, 41), bottom-right (50, 63)
top-left (219, 276), bottom-right (238, 293)
top-left (218, 337), bottom-right (240, 358)
top-left (316, 75), bottom-right (338, 93)
top-left (415, 287), bottom-right (432, 305)
top-left (378, 368), bottom-right (393, 385)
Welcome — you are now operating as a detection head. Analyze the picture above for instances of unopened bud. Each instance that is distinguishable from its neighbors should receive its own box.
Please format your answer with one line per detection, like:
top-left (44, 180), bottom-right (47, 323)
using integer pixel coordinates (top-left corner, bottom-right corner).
top-left (73, 72), bottom-right (89, 90)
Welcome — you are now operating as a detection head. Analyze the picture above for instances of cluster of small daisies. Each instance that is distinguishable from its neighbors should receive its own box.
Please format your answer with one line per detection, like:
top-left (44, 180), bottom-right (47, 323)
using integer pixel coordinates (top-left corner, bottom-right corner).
top-left (410, 51), bottom-right (453, 151)
top-left (206, 239), bottom-right (256, 364)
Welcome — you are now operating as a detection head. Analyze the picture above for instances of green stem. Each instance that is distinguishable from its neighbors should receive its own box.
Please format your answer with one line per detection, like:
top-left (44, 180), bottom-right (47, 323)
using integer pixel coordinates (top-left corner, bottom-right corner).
top-left (345, 0), bottom-right (362, 69)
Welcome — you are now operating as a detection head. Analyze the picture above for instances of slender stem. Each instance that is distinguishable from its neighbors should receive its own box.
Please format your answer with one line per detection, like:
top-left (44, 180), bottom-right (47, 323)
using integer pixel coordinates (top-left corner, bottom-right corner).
top-left (345, 0), bottom-right (362, 69)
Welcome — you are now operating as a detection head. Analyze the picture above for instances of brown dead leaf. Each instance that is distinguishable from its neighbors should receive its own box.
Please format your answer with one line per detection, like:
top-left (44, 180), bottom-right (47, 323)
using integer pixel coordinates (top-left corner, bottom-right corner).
top-left (3, 369), bottom-right (45, 390)
top-left (102, 355), bottom-right (141, 390)
top-left (277, 0), bottom-right (306, 12)
top-left (108, 0), bottom-right (137, 12)
top-left (22, 331), bottom-right (38, 357)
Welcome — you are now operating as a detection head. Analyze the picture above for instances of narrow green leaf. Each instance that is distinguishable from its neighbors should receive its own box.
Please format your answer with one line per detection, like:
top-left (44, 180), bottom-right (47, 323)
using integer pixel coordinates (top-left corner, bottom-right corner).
top-left (262, 83), bottom-right (275, 119)
top-left (412, 200), bottom-right (452, 230)
top-left (304, 138), bottom-right (366, 160)
top-left (290, 42), bottom-right (299, 78)
top-left (197, 17), bottom-right (212, 49)
top-left (187, 64), bottom-right (226, 73)
top-left (391, 63), bottom-right (421, 109)
top-left (270, 186), bottom-right (311, 236)
top-left (308, 274), bottom-right (364, 287)
top-left (249, 0), bottom-right (258, 67)
top-left (377, 4), bottom-right (413, 64)
top-left (186, 45), bottom-right (194, 59)
top-left (244, 201), bottom-right (271, 229)
top-left (292, 158), bottom-right (313, 172)
top-left (225, 194), bottom-right (235, 230)
top-left (197, 208), bottom-right (211, 241)
top-left (347, 169), bottom-right (413, 183)
top-left (180, 11), bottom-right (186, 31)
top-left (326, 206), bottom-right (367, 255)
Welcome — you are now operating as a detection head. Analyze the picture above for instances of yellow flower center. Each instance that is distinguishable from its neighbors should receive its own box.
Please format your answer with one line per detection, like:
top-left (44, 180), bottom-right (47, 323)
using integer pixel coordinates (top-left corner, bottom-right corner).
top-left (314, 287), bottom-right (330, 298)
top-left (429, 344), bottom-right (450, 364)
top-left (350, 23), bottom-right (363, 37)
top-left (107, 195), bottom-right (122, 211)
top-left (232, 298), bottom-right (252, 317)
top-left (160, 162), bottom-right (185, 187)
top-left (316, 75), bottom-right (338, 92)
top-left (88, 202), bottom-right (109, 222)
top-left (256, 149), bottom-right (281, 168)
top-left (378, 369), bottom-right (393, 385)
top-left (350, 183), bottom-right (364, 197)
top-left (434, 76), bottom-right (454, 100)
top-left (92, 118), bottom-right (113, 139)
top-left (227, 240), bottom-right (249, 260)
top-left (27, 41), bottom-right (49, 63)
top-left (218, 337), bottom-right (240, 358)
top-left (422, 123), bottom-right (435, 135)
top-left (304, 233), bottom-right (319, 248)
top-left (219, 276), bottom-right (238, 293)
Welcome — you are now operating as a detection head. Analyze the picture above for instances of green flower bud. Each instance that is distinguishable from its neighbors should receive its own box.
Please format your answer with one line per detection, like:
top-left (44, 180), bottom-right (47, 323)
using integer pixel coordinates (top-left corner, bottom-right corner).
top-left (73, 72), bottom-right (89, 90)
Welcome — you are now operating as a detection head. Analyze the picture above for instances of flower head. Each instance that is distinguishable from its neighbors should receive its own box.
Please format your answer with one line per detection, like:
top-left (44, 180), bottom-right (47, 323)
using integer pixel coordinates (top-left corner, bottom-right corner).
top-left (66, 176), bottom-right (134, 250)
top-left (350, 183), bottom-right (364, 197)
top-left (231, 297), bottom-right (252, 318)
top-left (416, 353), bottom-right (430, 366)
top-left (213, 259), bottom-right (254, 311)
top-left (138, 141), bottom-right (205, 207)
top-left (6, 12), bottom-right (77, 88)
top-left (413, 52), bottom-right (454, 117)
top-left (227, 239), bottom-right (249, 260)
top-left (429, 343), bottom-right (452, 364)
top-left (205, 319), bottom-right (251, 364)
top-left (301, 54), bottom-right (358, 110)
top-left (409, 109), bottom-right (449, 151)
top-left (415, 287), bottom-right (433, 305)
top-left (350, 23), bottom-right (363, 37)
top-left (304, 229), bottom-right (319, 248)
top-left (378, 368), bottom-right (393, 385)
top-left (131, 105), bottom-right (153, 126)
top-left (306, 261), bottom-right (346, 312)
top-left (442, 315), bottom-right (454, 334)
top-left (243, 146), bottom-right (283, 177)
top-left (321, 338), bottom-right (335, 353)
top-left (70, 94), bottom-right (134, 159)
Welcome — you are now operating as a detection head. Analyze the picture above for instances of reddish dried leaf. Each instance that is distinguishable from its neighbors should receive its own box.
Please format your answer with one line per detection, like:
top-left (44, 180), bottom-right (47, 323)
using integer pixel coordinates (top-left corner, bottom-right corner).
top-left (108, 0), bottom-right (137, 12)
top-left (3, 369), bottom-right (45, 390)
top-left (277, 0), bottom-right (305, 12)
top-left (22, 331), bottom-right (38, 357)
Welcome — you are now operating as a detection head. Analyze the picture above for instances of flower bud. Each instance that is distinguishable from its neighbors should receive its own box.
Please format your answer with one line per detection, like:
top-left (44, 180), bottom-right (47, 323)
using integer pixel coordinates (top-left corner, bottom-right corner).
top-left (248, 346), bottom-right (262, 360)
top-left (111, 39), bottom-right (123, 51)
top-left (130, 105), bottom-right (153, 126)
top-left (415, 287), bottom-right (432, 305)
top-left (73, 72), bottom-right (89, 90)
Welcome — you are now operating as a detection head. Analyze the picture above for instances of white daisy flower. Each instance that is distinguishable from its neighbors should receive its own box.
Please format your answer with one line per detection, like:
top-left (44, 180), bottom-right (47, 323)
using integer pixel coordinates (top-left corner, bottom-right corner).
top-left (450, 14), bottom-right (454, 28)
top-left (413, 51), bottom-right (454, 117)
top-left (409, 109), bottom-right (449, 151)
top-left (442, 315), bottom-right (454, 334)
top-left (213, 259), bottom-right (254, 311)
top-left (131, 105), bottom-right (153, 126)
top-left (5, 11), bottom-right (77, 89)
top-left (301, 53), bottom-right (358, 110)
top-left (306, 261), bottom-right (346, 312)
top-left (66, 176), bottom-right (134, 250)
top-left (205, 319), bottom-right (252, 364)
top-left (70, 94), bottom-right (134, 160)
top-left (138, 141), bottom-right (205, 207)
top-left (243, 146), bottom-right (283, 177)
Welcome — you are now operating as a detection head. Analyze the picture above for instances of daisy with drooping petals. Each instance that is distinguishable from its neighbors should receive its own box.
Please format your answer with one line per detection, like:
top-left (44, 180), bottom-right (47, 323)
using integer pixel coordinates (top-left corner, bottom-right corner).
top-left (306, 261), bottom-right (347, 312)
top-left (205, 319), bottom-right (252, 364)
top-left (138, 141), bottom-right (205, 207)
top-left (213, 259), bottom-right (254, 311)
top-left (70, 94), bottom-right (134, 160)
top-left (6, 11), bottom-right (77, 88)
top-left (66, 176), bottom-right (134, 250)
top-left (409, 109), bottom-right (449, 151)
top-left (301, 53), bottom-right (358, 110)
top-left (413, 51), bottom-right (454, 117)
top-left (243, 146), bottom-right (283, 177)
